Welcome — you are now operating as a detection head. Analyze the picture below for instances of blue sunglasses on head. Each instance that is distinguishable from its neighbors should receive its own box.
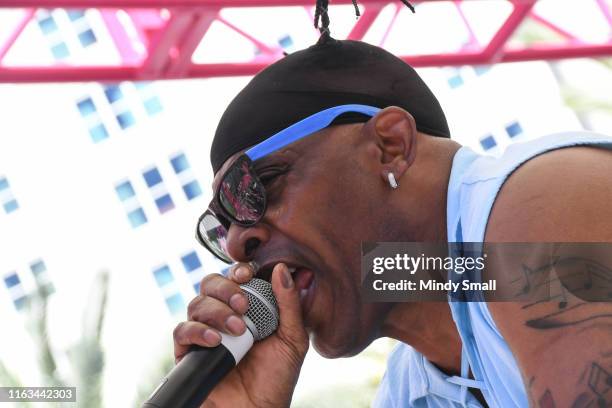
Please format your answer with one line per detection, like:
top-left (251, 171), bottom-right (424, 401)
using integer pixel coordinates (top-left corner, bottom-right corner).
top-left (197, 104), bottom-right (380, 263)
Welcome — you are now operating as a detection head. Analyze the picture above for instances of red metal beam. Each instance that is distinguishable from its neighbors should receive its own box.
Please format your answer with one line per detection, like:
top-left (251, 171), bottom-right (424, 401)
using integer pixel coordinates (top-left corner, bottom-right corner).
top-left (0, 9), bottom-right (34, 63)
top-left (481, 0), bottom-right (536, 62)
top-left (1, 0), bottom-right (611, 83)
top-left (3, 43), bottom-right (612, 84)
top-left (529, 12), bottom-right (579, 41)
top-left (100, 10), bottom-right (142, 64)
top-left (141, 10), bottom-right (200, 77)
top-left (217, 16), bottom-right (281, 56)
top-left (347, 3), bottom-right (385, 40)
top-left (2, 0), bottom-right (538, 7)
top-left (165, 9), bottom-right (219, 77)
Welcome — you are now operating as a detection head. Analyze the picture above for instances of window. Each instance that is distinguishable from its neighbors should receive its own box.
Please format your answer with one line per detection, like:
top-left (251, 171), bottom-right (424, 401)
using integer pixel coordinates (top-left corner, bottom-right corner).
top-left (278, 35), bottom-right (294, 49)
top-left (183, 181), bottom-right (202, 200)
top-left (143, 97), bottom-right (163, 116)
top-left (78, 29), bottom-right (97, 47)
top-left (3, 200), bottom-right (19, 214)
top-left (104, 85), bottom-right (123, 104)
top-left (153, 265), bottom-right (174, 287)
top-left (77, 97), bottom-right (96, 116)
top-left (181, 251), bottom-right (202, 273)
top-left (447, 69), bottom-right (464, 89)
top-left (116, 111), bottom-right (136, 130)
top-left (66, 10), bottom-right (97, 47)
top-left (4, 272), bottom-right (27, 311)
top-left (0, 177), bottom-right (19, 214)
top-left (103, 85), bottom-right (135, 130)
top-left (505, 121), bottom-right (523, 138)
top-left (127, 208), bottom-right (147, 228)
top-left (51, 42), bottom-right (70, 59)
top-left (154, 194), bottom-right (175, 214)
top-left (30, 260), bottom-right (46, 276)
top-left (171, 154), bottom-right (189, 174)
top-left (152, 265), bottom-right (185, 315)
top-left (13, 296), bottom-right (28, 311)
top-left (181, 251), bottom-right (206, 294)
top-left (143, 168), bottom-right (163, 187)
top-left (143, 167), bottom-right (175, 214)
top-left (38, 15), bottom-right (58, 34)
top-left (165, 293), bottom-right (185, 315)
top-left (76, 97), bottom-right (109, 143)
top-left (480, 135), bottom-right (497, 151)
top-left (135, 82), bottom-right (163, 116)
top-left (4, 273), bottom-right (20, 289)
top-left (67, 10), bottom-right (86, 21)
top-left (115, 180), bottom-right (148, 228)
top-left (170, 153), bottom-right (202, 201)
top-left (115, 181), bottom-right (135, 200)
top-left (30, 259), bottom-right (54, 294)
top-left (474, 65), bottom-right (491, 76)
top-left (89, 124), bottom-right (109, 143)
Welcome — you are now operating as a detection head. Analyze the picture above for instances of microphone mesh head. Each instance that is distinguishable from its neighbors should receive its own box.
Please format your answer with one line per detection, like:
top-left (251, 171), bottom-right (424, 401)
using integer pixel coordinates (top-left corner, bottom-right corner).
top-left (240, 278), bottom-right (279, 341)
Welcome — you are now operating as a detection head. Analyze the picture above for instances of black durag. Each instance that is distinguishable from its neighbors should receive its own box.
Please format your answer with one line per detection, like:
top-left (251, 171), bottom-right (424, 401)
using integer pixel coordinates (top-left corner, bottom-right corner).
top-left (210, 37), bottom-right (450, 173)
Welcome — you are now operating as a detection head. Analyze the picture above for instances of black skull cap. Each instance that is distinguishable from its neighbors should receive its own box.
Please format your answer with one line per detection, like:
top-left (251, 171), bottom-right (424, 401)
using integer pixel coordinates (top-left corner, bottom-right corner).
top-left (210, 38), bottom-right (450, 173)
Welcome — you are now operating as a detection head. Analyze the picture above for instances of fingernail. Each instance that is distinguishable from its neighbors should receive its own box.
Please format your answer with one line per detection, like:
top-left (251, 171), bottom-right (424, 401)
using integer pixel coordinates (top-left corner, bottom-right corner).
top-left (203, 329), bottom-right (221, 345)
top-left (229, 293), bottom-right (248, 312)
top-left (281, 267), bottom-right (294, 289)
top-left (235, 267), bottom-right (250, 280)
top-left (226, 315), bottom-right (246, 335)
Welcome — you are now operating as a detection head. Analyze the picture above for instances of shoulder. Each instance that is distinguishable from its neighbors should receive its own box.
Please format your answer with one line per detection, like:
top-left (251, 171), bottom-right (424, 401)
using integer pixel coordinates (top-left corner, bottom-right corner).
top-left (481, 146), bottom-right (612, 406)
top-left (486, 145), bottom-right (612, 242)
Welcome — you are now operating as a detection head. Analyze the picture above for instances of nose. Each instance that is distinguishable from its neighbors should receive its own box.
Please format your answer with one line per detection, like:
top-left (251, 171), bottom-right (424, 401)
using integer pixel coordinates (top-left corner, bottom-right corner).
top-left (225, 222), bottom-right (271, 262)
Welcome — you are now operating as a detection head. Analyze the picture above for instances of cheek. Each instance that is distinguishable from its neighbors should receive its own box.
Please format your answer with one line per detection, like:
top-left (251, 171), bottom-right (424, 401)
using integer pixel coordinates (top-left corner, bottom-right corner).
top-left (310, 279), bottom-right (361, 357)
top-left (311, 288), bottom-right (390, 358)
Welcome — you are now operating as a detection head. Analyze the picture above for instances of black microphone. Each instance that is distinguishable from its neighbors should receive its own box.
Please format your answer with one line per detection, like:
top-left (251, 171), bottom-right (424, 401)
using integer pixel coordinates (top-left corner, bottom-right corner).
top-left (142, 278), bottom-right (279, 408)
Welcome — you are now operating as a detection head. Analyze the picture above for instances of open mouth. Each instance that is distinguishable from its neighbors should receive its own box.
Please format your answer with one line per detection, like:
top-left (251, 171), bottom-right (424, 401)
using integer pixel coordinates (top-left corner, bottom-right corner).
top-left (256, 264), bottom-right (316, 313)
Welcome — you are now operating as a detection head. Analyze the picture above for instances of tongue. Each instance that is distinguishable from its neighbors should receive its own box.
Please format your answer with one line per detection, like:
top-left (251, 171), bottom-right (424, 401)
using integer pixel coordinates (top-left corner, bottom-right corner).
top-left (293, 269), bottom-right (314, 290)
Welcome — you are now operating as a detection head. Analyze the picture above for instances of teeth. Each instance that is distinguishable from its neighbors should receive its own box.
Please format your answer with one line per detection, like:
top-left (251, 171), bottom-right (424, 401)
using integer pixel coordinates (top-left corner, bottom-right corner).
top-left (287, 267), bottom-right (297, 274)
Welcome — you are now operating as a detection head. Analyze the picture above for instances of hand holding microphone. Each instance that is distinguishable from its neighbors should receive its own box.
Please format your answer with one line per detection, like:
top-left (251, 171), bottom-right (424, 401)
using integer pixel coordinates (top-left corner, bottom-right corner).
top-left (144, 263), bottom-right (309, 408)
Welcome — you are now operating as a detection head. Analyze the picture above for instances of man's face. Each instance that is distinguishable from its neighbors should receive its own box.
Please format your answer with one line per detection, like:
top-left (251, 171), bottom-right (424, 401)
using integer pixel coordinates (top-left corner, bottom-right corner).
top-left (212, 123), bottom-right (397, 358)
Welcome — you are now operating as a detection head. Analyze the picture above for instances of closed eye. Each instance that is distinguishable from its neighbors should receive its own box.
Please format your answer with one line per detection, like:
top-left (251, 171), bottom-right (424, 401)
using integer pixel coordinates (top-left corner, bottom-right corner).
top-left (259, 171), bottom-right (283, 186)
top-left (257, 165), bottom-right (289, 187)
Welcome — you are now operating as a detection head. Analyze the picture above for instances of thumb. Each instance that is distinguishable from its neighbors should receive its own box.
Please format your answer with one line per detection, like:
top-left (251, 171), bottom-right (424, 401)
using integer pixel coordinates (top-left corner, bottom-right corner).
top-left (270, 263), bottom-right (309, 353)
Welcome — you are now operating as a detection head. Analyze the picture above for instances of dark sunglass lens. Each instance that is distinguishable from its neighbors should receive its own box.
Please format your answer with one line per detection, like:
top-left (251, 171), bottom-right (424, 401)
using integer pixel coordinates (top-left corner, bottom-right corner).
top-left (198, 213), bottom-right (231, 263)
top-left (219, 157), bottom-right (265, 224)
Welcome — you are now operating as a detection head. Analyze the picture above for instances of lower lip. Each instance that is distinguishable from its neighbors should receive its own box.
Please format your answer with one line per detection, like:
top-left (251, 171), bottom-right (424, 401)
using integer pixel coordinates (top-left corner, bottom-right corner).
top-left (294, 268), bottom-right (316, 314)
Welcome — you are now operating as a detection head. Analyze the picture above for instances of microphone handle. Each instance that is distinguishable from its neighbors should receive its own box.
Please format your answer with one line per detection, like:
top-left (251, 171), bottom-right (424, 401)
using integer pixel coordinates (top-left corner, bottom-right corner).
top-left (143, 345), bottom-right (236, 408)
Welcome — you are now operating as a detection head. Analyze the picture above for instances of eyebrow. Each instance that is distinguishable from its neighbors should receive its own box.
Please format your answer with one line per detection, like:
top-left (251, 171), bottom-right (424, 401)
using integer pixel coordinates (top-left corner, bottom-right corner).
top-left (252, 156), bottom-right (275, 169)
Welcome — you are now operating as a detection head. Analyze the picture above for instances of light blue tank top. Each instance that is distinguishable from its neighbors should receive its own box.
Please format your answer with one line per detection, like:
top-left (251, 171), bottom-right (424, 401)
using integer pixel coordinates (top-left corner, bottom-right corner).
top-left (374, 131), bottom-right (612, 408)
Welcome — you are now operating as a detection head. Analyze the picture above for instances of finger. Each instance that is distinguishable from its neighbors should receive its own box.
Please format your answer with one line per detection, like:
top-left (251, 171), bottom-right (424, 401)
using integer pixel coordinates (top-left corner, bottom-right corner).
top-left (199, 273), bottom-right (248, 314)
top-left (228, 262), bottom-right (255, 284)
top-left (173, 321), bottom-right (221, 363)
top-left (271, 263), bottom-right (308, 352)
top-left (188, 296), bottom-right (246, 336)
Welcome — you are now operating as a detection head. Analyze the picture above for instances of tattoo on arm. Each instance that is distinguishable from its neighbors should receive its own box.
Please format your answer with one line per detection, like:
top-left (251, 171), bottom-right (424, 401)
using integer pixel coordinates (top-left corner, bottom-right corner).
top-left (496, 250), bottom-right (612, 329)
top-left (534, 361), bottom-right (612, 408)
top-left (539, 389), bottom-right (555, 408)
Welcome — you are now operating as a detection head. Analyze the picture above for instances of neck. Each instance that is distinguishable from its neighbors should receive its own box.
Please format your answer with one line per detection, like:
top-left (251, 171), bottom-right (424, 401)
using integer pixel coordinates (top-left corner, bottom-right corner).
top-left (395, 135), bottom-right (461, 242)
top-left (381, 136), bottom-right (463, 373)
top-left (382, 302), bottom-right (462, 375)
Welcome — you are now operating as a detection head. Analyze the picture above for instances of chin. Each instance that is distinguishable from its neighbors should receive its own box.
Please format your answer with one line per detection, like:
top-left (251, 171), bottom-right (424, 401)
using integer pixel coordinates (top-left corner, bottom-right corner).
top-left (310, 327), bottom-right (372, 359)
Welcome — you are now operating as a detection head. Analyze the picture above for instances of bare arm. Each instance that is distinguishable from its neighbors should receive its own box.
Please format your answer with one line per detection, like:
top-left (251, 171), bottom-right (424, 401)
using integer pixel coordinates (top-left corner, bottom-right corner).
top-left (485, 146), bottom-right (612, 407)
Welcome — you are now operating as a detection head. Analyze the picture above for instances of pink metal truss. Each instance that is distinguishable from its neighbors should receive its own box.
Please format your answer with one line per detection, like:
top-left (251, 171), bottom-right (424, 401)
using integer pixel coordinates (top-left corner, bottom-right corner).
top-left (0, 0), bottom-right (611, 83)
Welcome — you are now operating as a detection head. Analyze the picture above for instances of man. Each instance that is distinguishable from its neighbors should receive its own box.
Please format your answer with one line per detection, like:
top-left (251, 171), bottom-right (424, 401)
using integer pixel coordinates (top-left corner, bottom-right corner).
top-left (172, 34), bottom-right (612, 407)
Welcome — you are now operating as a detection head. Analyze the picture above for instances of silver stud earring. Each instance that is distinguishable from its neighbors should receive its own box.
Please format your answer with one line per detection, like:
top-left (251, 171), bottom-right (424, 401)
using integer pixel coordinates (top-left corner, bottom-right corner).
top-left (388, 173), bottom-right (399, 189)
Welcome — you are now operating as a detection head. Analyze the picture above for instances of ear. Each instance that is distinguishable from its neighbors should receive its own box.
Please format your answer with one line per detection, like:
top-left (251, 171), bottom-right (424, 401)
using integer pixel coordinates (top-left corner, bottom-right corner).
top-left (369, 106), bottom-right (418, 185)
